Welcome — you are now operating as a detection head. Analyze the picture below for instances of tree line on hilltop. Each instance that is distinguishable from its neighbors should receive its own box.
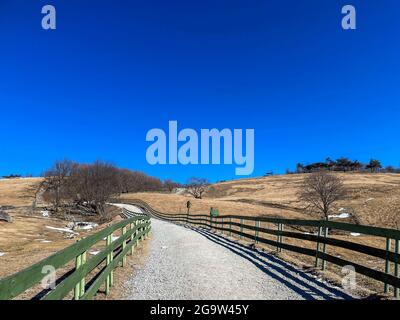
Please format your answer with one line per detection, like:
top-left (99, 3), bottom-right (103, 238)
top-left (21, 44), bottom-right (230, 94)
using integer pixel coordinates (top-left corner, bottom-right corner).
top-left (288, 157), bottom-right (400, 174)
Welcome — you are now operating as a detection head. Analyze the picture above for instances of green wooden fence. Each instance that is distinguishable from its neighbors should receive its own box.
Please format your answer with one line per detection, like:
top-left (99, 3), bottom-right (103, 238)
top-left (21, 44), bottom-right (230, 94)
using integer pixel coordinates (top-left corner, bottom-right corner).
top-left (128, 199), bottom-right (400, 298)
top-left (0, 214), bottom-right (151, 300)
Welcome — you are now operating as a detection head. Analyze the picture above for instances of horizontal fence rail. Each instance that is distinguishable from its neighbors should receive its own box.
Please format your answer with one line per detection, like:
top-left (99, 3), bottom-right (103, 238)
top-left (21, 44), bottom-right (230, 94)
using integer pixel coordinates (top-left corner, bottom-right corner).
top-left (0, 212), bottom-right (151, 300)
top-left (128, 199), bottom-right (400, 298)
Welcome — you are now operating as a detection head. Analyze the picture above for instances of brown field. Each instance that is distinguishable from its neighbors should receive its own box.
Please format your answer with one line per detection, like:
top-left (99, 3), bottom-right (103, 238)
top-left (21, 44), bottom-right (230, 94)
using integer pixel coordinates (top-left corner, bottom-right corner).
top-left (1, 173), bottom-right (400, 299)
top-left (120, 173), bottom-right (400, 298)
top-left (121, 173), bottom-right (400, 228)
top-left (0, 178), bottom-right (122, 290)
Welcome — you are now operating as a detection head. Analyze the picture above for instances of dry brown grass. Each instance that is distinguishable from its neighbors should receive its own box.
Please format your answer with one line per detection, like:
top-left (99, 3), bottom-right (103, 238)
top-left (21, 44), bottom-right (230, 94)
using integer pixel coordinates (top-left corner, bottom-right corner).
top-left (121, 173), bottom-right (400, 228)
top-left (2, 173), bottom-right (399, 299)
top-left (120, 172), bottom-right (400, 298)
top-left (0, 178), bottom-right (119, 285)
top-left (0, 177), bottom-right (42, 207)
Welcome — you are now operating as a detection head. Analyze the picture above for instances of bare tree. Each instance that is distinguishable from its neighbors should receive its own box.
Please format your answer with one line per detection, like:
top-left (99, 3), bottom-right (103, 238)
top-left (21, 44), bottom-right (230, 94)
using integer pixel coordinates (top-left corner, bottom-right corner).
top-left (298, 171), bottom-right (345, 220)
top-left (186, 177), bottom-right (210, 199)
top-left (164, 179), bottom-right (180, 193)
top-left (67, 161), bottom-right (120, 217)
top-left (43, 159), bottom-right (76, 212)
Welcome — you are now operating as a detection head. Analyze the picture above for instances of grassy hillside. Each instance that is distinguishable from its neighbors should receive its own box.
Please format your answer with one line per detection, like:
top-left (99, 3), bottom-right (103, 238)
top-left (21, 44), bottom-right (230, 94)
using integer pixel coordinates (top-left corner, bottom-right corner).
top-left (2, 173), bottom-right (400, 297)
top-left (0, 178), bottom-right (121, 284)
top-left (123, 173), bottom-right (400, 229)
top-left (121, 173), bottom-right (400, 297)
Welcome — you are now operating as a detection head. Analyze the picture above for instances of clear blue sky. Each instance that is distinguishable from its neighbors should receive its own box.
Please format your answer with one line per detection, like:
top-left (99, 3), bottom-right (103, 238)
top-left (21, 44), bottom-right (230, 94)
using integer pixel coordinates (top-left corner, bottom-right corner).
top-left (0, 0), bottom-right (399, 182)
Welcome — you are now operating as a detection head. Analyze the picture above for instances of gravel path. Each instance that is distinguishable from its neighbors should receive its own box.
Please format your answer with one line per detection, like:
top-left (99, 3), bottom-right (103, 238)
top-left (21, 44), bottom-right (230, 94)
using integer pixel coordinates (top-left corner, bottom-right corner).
top-left (120, 205), bottom-right (354, 300)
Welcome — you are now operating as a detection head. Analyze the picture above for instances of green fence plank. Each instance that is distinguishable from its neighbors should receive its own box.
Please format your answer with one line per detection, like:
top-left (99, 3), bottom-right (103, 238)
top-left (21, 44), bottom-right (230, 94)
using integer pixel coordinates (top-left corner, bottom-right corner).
top-left (81, 228), bottom-right (149, 300)
top-left (42, 222), bottom-right (149, 300)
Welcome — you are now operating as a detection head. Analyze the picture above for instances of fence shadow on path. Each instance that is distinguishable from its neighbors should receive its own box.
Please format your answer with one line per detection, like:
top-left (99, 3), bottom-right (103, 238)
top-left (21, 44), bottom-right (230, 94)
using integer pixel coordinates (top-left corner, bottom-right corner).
top-left (189, 226), bottom-right (355, 300)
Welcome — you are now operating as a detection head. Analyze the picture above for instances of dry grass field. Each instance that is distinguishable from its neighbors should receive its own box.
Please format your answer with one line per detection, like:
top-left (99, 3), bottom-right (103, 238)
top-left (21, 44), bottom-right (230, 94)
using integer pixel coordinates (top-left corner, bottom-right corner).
top-left (1, 173), bottom-right (400, 298)
top-left (120, 173), bottom-right (400, 298)
top-left (0, 178), bottom-right (121, 282)
top-left (121, 173), bottom-right (400, 228)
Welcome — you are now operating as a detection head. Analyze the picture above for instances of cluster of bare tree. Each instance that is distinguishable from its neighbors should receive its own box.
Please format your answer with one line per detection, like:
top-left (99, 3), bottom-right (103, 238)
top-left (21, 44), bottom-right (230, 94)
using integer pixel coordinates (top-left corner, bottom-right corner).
top-left (42, 160), bottom-right (166, 218)
top-left (291, 157), bottom-right (398, 174)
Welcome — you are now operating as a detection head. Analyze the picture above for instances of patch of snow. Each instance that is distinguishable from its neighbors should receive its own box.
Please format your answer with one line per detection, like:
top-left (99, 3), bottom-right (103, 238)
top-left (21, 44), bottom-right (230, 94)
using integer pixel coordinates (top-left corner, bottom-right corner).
top-left (0, 252), bottom-right (5, 257)
top-left (41, 240), bottom-right (52, 243)
top-left (175, 188), bottom-right (186, 195)
top-left (103, 235), bottom-right (119, 242)
top-left (111, 203), bottom-right (144, 215)
top-left (89, 250), bottom-right (101, 255)
top-left (73, 222), bottom-right (98, 231)
top-left (161, 246), bottom-right (168, 250)
top-left (46, 226), bottom-right (78, 235)
top-left (41, 210), bottom-right (50, 218)
top-left (328, 213), bottom-right (350, 219)
top-left (366, 198), bottom-right (374, 202)
top-left (350, 233), bottom-right (361, 237)
top-left (339, 208), bottom-right (346, 212)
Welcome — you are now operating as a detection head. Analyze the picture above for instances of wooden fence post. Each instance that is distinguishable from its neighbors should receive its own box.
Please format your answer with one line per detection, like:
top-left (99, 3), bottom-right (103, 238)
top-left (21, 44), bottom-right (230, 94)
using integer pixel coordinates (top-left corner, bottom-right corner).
top-left (240, 219), bottom-right (244, 239)
top-left (395, 239), bottom-right (399, 298)
top-left (280, 224), bottom-right (284, 253)
top-left (276, 224), bottom-right (280, 252)
top-left (105, 234), bottom-right (111, 295)
top-left (130, 222), bottom-right (135, 255)
top-left (80, 250), bottom-right (87, 297)
top-left (255, 220), bottom-right (259, 244)
top-left (385, 238), bottom-right (392, 293)
top-left (322, 227), bottom-right (329, 270)
top-left (110, 233), bottom-right (114, 287)
top-left (315, 226), bottom-right (322, 268)
top-left (122, 226), bottom-right (127, 267)
top-left (222, 217), bottom-right (224, 235)
top-left (229, 217), bottom-right (232, 237)
top-left (135, 221), bottom-right (139, 246)
top-left (277, 223), bottom-right (283, 253)
top-left (74, 253), bottom-right (82, 300)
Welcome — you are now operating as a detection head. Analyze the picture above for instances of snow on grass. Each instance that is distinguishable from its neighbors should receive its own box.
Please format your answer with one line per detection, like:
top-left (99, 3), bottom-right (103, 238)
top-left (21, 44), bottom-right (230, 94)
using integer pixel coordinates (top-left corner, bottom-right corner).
top-left (46, 226), bottom-right (78, 235)
top-left (74, 222), bottom-right (98, 231)
top-left (41, 210), bottom-right (50, 218)
top-left (328, 213), bottom-right (350, 219)
top-left (0, 252), bottom-right (5, 257)
top-left (350, 233), bottom-right (361, 237)
top-left (89, 250), bottom-right (101, 255)
top-left (111, 203), bottom-right (143, 214)
top-left (102, 235), bottom-right (120, 242)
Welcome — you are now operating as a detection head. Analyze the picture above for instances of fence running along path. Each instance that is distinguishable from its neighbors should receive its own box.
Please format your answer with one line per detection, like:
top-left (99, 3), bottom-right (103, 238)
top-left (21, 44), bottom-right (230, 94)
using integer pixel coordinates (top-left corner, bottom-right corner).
top-left (128, 199), bottom-right (400, 298)
top-left (0, 212), bottom-right (151, 300)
